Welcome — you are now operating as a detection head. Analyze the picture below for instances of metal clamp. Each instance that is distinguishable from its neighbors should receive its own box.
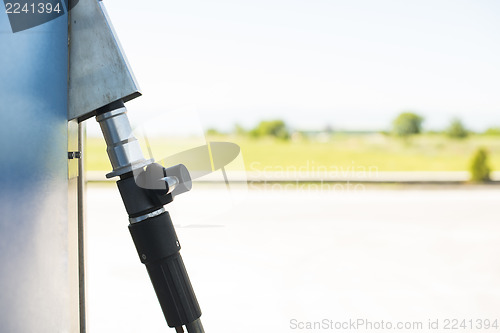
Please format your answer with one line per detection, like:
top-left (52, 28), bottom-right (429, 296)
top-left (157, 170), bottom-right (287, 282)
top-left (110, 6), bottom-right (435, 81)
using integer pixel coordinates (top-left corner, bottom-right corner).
top-left (129, 207), bottom-right (166, 224)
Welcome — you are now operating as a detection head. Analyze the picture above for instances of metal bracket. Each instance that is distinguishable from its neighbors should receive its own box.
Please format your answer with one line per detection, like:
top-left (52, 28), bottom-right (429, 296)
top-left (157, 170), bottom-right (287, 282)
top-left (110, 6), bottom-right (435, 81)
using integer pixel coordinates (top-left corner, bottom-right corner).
top-left (68, 0), bottom-right (141, 121)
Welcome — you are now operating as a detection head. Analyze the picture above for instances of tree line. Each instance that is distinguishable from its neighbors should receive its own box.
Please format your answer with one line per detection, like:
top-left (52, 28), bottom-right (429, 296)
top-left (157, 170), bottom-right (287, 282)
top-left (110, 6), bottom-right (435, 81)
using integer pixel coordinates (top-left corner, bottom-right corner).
top-left (207, 112), bottom-right (500, 140)
top-left (206, 112), bottom-right (496, 182)
top-left (390, 112), bottom-right (500, 139)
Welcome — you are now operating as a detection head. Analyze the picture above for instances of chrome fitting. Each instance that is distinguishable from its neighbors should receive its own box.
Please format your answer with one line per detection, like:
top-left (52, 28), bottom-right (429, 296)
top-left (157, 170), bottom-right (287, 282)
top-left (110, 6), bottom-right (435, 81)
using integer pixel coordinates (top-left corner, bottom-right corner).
top-left (96, 107), bottom-right (152, 178)
top-left (129, 207), bottom-right (166, 224)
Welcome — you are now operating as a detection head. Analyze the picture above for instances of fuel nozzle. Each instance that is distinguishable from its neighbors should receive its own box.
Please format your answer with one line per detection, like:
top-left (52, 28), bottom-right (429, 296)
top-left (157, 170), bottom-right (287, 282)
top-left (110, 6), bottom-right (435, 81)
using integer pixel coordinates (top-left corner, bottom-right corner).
top-left (96, 101), bottom-right (204, 333)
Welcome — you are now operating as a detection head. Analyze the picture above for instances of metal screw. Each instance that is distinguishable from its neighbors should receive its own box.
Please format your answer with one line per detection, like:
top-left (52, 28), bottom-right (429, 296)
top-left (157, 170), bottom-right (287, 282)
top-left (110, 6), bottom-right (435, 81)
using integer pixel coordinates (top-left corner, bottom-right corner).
top-left (68, 151), bottom-right (82, 159)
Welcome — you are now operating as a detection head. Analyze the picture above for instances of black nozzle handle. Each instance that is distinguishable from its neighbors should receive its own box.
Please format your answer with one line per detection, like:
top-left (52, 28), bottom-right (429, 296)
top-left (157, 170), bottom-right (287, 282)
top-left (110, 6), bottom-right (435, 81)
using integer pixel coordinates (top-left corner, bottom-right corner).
top-left (129, 212), bottom-right (202, 328)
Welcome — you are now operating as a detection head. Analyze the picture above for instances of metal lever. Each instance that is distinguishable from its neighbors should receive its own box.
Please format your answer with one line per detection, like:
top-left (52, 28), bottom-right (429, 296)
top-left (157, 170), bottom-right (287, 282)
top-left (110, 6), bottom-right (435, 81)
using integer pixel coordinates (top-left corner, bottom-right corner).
top-left (164, 164), bottom-right (192, 197)
top-left (162, 176), bottom-right (180, 194)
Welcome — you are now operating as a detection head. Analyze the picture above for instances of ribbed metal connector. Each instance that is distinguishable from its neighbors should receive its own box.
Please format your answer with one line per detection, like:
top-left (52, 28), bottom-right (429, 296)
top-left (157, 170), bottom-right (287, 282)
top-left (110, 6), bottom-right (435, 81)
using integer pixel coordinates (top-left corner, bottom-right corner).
top-left (96, 105), bottom-right (152, 178)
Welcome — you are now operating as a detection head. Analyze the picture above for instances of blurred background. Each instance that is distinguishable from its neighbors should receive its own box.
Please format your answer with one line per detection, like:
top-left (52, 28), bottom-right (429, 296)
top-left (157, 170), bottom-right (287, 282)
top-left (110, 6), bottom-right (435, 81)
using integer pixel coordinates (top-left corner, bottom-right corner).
top-left (84, 1), bottom-right (500, 332)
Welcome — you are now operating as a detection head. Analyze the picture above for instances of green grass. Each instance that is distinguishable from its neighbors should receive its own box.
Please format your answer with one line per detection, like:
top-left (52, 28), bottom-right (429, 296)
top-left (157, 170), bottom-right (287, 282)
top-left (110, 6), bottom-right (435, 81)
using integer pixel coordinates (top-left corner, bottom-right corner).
top-left (85, 134), bottom-right (500, 172)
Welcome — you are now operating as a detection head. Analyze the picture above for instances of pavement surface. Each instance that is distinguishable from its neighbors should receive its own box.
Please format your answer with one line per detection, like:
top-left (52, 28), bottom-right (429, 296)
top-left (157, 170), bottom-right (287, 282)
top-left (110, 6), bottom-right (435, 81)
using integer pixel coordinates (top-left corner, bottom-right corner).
top-left (86, 184), bottom-right (500, 333)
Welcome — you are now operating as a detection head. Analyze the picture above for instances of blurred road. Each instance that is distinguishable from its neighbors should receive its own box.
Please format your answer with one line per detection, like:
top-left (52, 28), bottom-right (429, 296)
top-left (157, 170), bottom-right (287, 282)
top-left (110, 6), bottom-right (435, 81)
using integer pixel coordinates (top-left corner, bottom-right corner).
top-left (86, 184), bottom-right (500, 333)
top-left (86, 170), bottom-right (500, 182)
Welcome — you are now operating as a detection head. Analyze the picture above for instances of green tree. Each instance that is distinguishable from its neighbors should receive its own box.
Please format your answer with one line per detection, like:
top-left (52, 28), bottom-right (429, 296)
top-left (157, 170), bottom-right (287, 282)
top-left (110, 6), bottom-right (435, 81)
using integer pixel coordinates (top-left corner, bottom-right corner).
top-left (484, 127), bottom-right (500, 136)
top-left (446, 118), bottom-right (468, 139)
top-left (392, 112), bottom-right (424, 137)
top-left (469, 148), bottom-right (491, 182)
top-left (250, 120), bottom-right (290, 140)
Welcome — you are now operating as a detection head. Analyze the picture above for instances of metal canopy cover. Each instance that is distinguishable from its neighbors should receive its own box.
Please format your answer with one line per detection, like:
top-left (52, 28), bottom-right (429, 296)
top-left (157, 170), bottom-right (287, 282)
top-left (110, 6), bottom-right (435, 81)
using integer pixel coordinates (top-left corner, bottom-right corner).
top-left (68, 0), bottom-right (141, 121)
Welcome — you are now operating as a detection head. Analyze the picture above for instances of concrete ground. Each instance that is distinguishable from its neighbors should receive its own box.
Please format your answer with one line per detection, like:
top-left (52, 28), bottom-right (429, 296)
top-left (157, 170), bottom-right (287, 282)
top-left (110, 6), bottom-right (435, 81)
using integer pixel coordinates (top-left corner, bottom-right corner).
top-left (86, 183), bottom-right (500, 333)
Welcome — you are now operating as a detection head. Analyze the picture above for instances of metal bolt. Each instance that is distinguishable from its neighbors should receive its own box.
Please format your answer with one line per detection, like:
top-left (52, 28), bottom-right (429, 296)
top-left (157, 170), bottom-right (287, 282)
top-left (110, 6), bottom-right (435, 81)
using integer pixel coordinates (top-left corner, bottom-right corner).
top-left (68, 151), bottom-right (82, 159)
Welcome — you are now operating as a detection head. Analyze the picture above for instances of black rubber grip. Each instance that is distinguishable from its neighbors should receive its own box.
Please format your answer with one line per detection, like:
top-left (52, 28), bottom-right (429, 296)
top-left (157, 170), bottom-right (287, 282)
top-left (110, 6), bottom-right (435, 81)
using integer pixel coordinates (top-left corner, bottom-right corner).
top-left (129, 212), bottom-right (201, 327)
top-left (146, 253), bottom-right (202, 327)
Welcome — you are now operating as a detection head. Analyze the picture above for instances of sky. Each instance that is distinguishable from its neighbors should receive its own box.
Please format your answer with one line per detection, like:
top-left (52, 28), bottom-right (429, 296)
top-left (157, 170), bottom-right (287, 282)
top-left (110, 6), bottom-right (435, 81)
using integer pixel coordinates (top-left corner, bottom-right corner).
top-left (94, 0), bottom-right (500, 133)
